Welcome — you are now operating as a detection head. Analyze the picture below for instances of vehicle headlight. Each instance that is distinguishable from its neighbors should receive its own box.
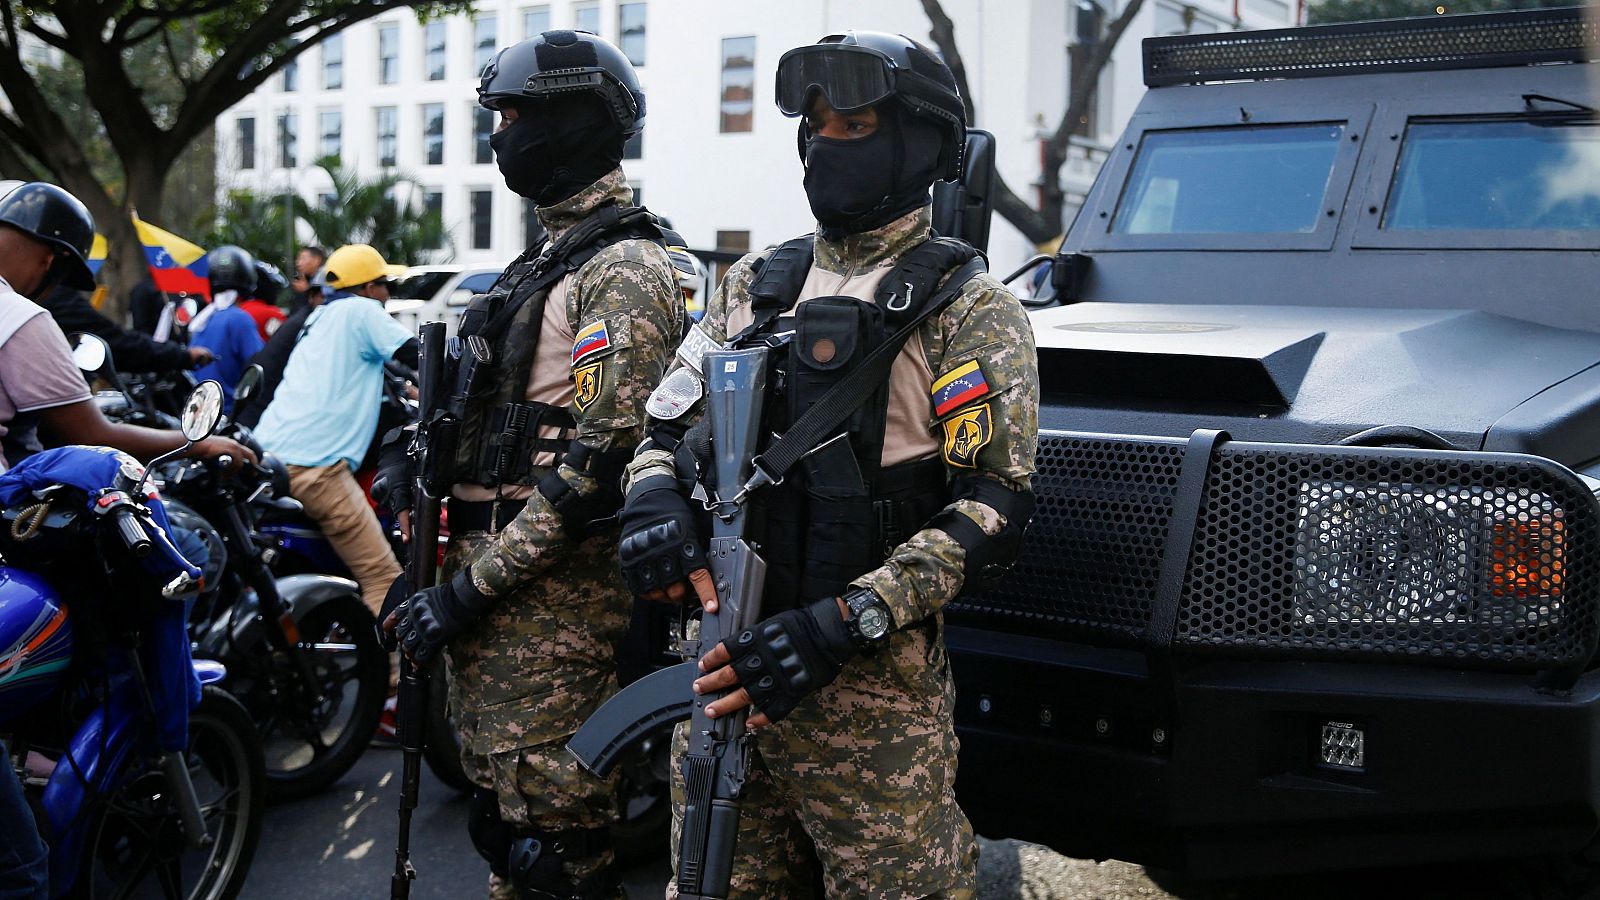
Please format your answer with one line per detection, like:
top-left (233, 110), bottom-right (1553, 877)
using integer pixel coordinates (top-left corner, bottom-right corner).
top-left (1293, 481), bottom-right (1565, 626)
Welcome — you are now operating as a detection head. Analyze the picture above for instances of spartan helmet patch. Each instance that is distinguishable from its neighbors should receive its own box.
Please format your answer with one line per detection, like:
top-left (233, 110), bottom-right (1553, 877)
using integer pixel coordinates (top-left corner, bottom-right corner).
top-left (941, 404), bottom-right (993, 468)
top-left (574, 361), bottom-right (603, 412)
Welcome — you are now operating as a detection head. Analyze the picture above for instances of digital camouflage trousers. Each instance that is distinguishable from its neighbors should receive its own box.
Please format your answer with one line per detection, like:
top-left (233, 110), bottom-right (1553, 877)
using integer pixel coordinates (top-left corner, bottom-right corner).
top-left (668, 614), bottom-right (978, 899)
top-left (444, 529), bottom-right (629, 897)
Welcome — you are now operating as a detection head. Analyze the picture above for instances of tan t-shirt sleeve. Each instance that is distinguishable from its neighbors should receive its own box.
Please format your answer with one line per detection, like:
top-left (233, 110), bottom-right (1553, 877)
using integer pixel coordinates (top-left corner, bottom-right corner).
top-left (0, 313), bottom-right (92, 413)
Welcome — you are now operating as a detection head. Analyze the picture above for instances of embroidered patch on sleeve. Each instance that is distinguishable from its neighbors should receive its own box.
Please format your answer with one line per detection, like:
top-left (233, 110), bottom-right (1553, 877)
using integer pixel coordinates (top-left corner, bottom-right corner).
top-left (571, 320), bottom-right (611, 364)
top-left (941, 404), bottom-right (993, 469)
top-left (574, 361), bottom-right (603, 412)
top-left (931, 359), bottom-right (992, 418)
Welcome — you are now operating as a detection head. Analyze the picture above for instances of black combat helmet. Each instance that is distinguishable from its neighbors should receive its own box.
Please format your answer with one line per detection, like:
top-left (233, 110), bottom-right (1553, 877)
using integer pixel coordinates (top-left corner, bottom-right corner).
top-left (477, 30), bottom-right (646, 136)
top-left (207, 245), bottom-right (257, 295)
top-left (252, 259), bottom-right (288, 303)
top-left (0, 182), bottom-right (97, 290)
top-left (776, 31), bottom-right (967, 179)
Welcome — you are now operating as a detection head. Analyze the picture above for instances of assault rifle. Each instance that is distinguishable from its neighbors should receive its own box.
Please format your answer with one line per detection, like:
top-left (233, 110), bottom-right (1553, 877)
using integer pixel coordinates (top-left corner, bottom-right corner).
top-left (569, 346), bottom-right (771, 899)
top-left (390, 320), bottom-right (457, 899)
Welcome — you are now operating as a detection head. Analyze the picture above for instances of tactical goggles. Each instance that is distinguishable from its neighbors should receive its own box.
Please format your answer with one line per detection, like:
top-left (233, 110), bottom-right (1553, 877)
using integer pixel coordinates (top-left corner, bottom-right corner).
top-left (774, 44), bottom-right (959, 126)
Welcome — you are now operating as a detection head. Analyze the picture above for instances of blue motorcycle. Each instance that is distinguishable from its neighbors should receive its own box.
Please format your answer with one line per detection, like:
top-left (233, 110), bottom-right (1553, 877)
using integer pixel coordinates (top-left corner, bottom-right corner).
top-left (0, 382), bottom-right (263, 899)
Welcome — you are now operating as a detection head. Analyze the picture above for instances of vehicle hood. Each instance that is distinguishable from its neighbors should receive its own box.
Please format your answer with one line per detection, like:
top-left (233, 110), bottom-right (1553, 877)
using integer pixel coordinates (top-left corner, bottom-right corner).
top-left (1029, 302), bottom-right (1600, 467)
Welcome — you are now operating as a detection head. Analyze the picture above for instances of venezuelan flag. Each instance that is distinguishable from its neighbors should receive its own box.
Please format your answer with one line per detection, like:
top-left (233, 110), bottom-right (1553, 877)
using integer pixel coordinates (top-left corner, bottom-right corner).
top-left (931, 359), bottom-right (992, 417)
top-left (87, 216), bottom-right (211, 298)
top-left (572, 319), bottom-right (611, 363)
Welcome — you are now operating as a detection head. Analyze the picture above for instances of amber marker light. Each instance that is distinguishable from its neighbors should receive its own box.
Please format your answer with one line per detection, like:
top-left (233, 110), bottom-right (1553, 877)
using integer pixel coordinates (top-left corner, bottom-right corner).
top-left (1488, 509), bottom-right (1566, 599)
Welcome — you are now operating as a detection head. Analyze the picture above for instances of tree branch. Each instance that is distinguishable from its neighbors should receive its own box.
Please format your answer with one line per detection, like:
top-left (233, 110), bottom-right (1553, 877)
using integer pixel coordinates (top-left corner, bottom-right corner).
top-left (918, 0), bottom-right (975, 125)
top-left (21, 21), bottom-right (71, 52)
top-left (1048, 0), bottom-right (1145, 156)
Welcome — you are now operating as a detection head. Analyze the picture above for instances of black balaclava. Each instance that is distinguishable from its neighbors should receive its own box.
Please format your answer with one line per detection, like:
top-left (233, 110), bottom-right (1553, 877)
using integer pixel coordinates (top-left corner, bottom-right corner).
top-left (802, 104), bottom-right (945, 240)
top-left (490, 94), bottom-right (625, 206)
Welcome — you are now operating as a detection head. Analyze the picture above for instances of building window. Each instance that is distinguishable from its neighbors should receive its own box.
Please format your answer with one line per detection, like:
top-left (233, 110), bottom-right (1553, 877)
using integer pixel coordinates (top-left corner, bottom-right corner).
top-left (376, 106), bottom-right (397, 166)
top-left (282, 53), bottom-right (298, 92)
top-left (619, 3), bottom-right (646, 65)
top-left (574, 2), bottom-right (599, 35)
top-left (714, 229), bottom-right (749, 285)
top-left (422, 103), bottom-right (444, 165)
top-left (630, 183), bottom-right (642, 207)
top-left (474, 107), bottom-right (495, 165)
top-left (720, 37), bottom-right (755, 133)
top-left (423, 190), bottom-right (444, 250)
top-left (277, 111), bottom-right (297, 168)
top-left (378, 23), bottom-right (399, 84)
top-left (623, 131), bottom-right (642, 160)
top-left (523, 5), bottom-right (550, 38)
top-left (474, 15), bottom-right (498, 76)
top-left (318, 109), bottom-right (342, 162)
top-left (470, 190), bottom-right (493, 250)
top-left (317, 191), bottom-right (337, 211)
top-left (425, 22), bottom-right (447, 81)
top-left (322, 34), bottom-right (343, 89)
top-left (237, 117), bottom-right (256, 170)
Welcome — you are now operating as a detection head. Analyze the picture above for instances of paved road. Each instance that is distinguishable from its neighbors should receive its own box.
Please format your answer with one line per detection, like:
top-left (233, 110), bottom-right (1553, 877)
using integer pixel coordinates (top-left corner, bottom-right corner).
top-left (241, 747), bottom-right (1557, 899)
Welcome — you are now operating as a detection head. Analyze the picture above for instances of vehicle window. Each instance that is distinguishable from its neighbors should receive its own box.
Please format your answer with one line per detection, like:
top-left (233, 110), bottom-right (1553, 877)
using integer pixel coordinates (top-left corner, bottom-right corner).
top-left (390, 271), bottom-right (451, 301)
top-left (1112, 123), bottom-right (1345, 235)
top-left (458, 273), bottom-right (499, 293)
top-left (1384, 117), bottom-right (1600, 232)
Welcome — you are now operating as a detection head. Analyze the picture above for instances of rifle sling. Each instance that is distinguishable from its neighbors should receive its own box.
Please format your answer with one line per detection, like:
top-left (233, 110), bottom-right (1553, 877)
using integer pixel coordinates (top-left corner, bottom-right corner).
top-left (750, 256), bottom-right (987, 488)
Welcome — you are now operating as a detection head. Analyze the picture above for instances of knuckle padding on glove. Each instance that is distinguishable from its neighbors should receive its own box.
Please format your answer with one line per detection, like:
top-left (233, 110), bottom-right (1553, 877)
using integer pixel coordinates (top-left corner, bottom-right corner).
top-left (720, 599), bottom-right (855, 723)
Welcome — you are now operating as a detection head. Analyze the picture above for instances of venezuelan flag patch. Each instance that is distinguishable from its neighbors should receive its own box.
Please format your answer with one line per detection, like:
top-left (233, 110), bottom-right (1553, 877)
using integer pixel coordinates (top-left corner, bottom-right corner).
top-left (931, 359), bottom-right (991, 417)
top-left (572, 320), bottom-right (611, 364)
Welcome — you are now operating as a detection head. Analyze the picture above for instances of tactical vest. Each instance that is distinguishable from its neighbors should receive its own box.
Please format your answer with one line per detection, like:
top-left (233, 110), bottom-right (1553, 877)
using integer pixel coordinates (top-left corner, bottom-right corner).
top-left (448, 204), bottom-right (677, 491)
top-left (722, 234), bottom-right (984, 612)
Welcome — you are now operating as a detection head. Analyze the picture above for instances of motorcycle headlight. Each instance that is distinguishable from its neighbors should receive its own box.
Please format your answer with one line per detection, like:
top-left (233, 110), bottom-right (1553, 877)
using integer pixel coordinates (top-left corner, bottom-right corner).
top-left (1293, 481), bottom-right (1565, 626)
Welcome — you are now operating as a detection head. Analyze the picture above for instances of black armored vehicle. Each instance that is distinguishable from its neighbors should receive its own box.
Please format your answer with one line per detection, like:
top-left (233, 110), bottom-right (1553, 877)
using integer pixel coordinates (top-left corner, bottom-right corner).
top-left (950, 7), bottom-right (1600, 879)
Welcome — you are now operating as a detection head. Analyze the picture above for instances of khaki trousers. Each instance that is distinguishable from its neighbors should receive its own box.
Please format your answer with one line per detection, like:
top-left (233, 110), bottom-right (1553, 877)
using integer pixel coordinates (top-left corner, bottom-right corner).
top-left (285, 461), bottom-right (402, 616)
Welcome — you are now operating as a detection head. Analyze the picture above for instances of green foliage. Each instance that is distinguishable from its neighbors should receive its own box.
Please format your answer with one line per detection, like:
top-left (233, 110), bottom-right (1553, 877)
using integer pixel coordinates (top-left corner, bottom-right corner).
top-left (211, 157), bottom-right (453, 271)
top-left (1307, 0), bottom-right (1573, 24)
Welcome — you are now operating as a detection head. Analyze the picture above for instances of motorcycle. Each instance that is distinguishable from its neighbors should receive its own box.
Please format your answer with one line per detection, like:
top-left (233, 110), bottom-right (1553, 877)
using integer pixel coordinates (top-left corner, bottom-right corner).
top-left (74, 337), bottom-right (387, 801)
top-left (0, 380), bottom-right (263, 899)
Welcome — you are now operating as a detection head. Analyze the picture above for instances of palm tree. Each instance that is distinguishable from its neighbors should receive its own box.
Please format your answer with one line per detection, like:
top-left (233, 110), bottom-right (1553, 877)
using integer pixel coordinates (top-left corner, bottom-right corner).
top-left (293, 157), bottom-right (453, 266)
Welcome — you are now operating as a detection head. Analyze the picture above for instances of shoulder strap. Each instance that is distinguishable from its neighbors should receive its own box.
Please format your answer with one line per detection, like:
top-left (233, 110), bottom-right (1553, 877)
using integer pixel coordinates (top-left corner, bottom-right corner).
top-left (874, 237), bottom-right (980, 330)
top-left (747, 255), bottom-right (988, 490)
top-left (727, 235), bottom-right (815, 347)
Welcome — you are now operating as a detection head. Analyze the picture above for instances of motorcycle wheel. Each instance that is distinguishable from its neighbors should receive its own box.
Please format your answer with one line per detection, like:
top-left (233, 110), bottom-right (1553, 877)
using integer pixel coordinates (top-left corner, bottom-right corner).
top-left (257, 596), bottom-right (387, 801)
top-left (75, 685), bottom-right (265, 900)
top-left (421, 658), bottom-right (473, 794)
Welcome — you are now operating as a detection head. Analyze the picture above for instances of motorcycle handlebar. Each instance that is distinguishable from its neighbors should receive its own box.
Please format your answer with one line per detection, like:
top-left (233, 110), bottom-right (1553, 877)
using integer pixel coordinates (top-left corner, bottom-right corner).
top-left (113, 508), bottom-right (153, 557)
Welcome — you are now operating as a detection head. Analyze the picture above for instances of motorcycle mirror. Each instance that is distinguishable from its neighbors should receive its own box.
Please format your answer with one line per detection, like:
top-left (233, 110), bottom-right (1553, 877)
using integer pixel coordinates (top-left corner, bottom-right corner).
top-left (234, 364), bottom-right (263, 404)
top-left (181, 381), bottom-right (225, 443)
top-left (70, 332), bottom-right (110, 374)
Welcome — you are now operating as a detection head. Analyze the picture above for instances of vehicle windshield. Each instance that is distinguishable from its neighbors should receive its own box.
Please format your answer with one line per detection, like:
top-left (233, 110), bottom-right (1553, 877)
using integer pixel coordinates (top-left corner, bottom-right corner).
top-left (1112, 123), bottom-right (1345, 235)
top-left (389, 271), bottom-right (452, 301)
top-left (1384, 117), bottom-right (1600, 231)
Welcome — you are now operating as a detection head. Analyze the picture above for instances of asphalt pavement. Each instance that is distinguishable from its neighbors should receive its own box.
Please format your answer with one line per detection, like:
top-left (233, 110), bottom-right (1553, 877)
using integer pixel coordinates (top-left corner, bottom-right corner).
top-left (242, 746), bottom-right (1556, 899)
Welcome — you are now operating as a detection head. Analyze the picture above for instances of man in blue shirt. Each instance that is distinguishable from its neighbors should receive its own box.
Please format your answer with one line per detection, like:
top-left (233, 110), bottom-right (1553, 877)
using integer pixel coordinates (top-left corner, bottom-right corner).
top-left (191, 246), bottom-right (265, 413)
top-left (256, 244), bottom-right (417, 617)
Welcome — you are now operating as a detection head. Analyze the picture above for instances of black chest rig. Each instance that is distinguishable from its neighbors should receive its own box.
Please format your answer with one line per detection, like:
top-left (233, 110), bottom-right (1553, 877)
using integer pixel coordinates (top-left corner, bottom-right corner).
top-left (448, 203), bottom-right (677, 493)
top-left (719, 234), bottom-right (983, 612)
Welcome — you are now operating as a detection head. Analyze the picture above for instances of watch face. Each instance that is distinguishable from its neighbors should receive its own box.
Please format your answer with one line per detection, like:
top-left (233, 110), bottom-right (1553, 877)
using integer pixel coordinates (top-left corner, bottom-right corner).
top-left (857, 605), bottom-right (890, 640)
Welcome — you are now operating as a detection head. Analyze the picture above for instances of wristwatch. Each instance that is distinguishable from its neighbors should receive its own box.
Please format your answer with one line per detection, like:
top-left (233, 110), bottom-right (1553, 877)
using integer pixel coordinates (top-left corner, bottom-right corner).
top-left (841, 588), bottom-right (895, 649)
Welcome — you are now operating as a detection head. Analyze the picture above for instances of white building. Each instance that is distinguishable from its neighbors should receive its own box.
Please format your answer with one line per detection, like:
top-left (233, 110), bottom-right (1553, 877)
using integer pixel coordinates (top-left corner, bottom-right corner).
top-left (216, 0), bottom-right (1298, 275)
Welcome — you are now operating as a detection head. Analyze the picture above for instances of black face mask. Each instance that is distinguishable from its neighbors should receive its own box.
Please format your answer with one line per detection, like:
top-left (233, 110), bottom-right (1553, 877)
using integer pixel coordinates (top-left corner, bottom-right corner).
top-left (489, 98), bottom-right (625, 206)
top-left (801, 106), bottom-right (945, 238)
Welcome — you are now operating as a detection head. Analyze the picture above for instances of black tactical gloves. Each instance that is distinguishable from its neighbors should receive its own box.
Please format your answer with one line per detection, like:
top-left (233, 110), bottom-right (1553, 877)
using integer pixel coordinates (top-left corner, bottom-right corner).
top-left (368, 426), bottom-right (413, 515)
top-left (718, 596), bottom-right (857, 724)
top-left (617, 474), bottom-right (706, 598)
top-left (392, 570), bottom-right (495, 666)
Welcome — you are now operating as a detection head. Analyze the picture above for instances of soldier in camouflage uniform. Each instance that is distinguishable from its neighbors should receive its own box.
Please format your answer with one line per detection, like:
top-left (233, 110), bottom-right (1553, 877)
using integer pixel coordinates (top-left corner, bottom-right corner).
top-left (385, 31), bottom-right (681, 900)
top-left (615, 32), bottom-right (1039, 898)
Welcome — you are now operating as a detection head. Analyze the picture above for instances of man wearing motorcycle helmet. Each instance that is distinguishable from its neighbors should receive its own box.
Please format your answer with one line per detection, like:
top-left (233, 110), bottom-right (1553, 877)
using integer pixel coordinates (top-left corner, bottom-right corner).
top-left (0, 182), bottom-right (255, 473)
top-left (616, 32), bottom-right (1038, 896)
top-left (240, 259), bottom-right (289, 342)
top-left (380, 29), bottom-right (681, 899)
top-left (190, 245), bottom-right (265, 414)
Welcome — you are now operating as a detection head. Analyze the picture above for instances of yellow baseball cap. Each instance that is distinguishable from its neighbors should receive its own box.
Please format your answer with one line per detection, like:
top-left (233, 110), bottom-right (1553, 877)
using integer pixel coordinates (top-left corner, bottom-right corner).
top-left (323, 244), bottom-right (407, 289)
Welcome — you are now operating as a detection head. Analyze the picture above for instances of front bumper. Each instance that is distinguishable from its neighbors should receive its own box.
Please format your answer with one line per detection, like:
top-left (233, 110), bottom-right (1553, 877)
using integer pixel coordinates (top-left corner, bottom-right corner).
top-left (948, 624), bottom-right (1600, 878)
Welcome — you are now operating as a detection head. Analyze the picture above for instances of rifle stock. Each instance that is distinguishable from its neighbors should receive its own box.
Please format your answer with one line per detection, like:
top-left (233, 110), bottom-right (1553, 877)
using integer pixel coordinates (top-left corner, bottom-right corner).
top-left (392, 321), bottom-right (451, 899)
top-left (568, 347), bottom-right (771, 900)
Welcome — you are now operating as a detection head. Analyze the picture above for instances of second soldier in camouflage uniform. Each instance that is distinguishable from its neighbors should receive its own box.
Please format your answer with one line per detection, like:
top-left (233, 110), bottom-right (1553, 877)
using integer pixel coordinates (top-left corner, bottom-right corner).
top-left (616, 32), bottom-right (1039, 898)
top-left (386, 31), bottom-right (681, 899)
